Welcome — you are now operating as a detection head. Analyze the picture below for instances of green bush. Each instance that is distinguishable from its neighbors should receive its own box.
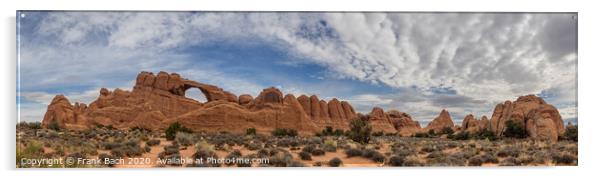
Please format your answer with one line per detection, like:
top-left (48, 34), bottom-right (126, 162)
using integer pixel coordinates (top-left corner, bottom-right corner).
top-left (440, 127), bottom-right (454, 135)
top-left (322, 126), bottom-right (334, 136)
top-left (474, 129), bottom-right (497, 140)
top-left (388, 155), bottom-right (405, 166)
top-left (345, 148), bottom-right (363, 157)
top-left (299, 151), bottom-right (312, 160)
top-left (246, 128), bottom-right (257, 135)
top-left (328, 157), bottom-right (342, 167)
top-left (348, 118), bottom-right (372, 144)
top-left (271, 128), bottom-right (298, 137)
top-left (448, 131), bottom-right (470, 140)
top-left (563, 125), bottom-right (578, 142)
top-left (552, 152), bottom-right (577, 165)
top-left (334, 129), bottom-right (345, 136)
top-left (146, 139), bottom-right (161, 146)
top-left (165, 122), bottom-right (192, 141)
top-left (175, 132), bottom-right (194, 146)
top-left (47, 121), bottom-right (61, 131)
top-left (502, 120), bottom-right (527, 138)
top-left (413, 132), bottom-right (430, 138)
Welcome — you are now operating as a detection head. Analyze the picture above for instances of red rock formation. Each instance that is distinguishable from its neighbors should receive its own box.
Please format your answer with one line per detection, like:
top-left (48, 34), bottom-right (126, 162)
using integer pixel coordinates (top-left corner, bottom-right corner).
top-left (489, 94), bottom-right (565, 141)
top-left (297, 95), bottom-right (311, 115)
top-left (367, 107), bottom-right (397, 133)
top-left (387, 110), bottom-right (421, 136)
top-left (424, 109), bottom-right (455, 133)
top-left (40, 71), bottom-right (360, 135)
top-left (461, 114), bottom-right (490, 134)
top-left (238, 94), bottom-right (253, 105)
top-left (40, 71), bottom-right (565, 140)
top-left (309, 95), bottom-right (321, 118)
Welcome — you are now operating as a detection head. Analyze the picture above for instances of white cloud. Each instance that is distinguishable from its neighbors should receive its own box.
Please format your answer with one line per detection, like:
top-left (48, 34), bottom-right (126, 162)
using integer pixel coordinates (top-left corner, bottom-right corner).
top-left (20, 12), bottom-right (577, 123)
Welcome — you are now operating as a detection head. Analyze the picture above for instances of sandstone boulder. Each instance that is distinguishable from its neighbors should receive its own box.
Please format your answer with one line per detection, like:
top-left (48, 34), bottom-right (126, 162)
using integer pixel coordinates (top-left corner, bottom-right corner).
top-left (238, 94), bottom-right (253, 105)
top-left (425, 109), bottom-right (455, 133)
top-left (387, 110), bottom-right (421, 136)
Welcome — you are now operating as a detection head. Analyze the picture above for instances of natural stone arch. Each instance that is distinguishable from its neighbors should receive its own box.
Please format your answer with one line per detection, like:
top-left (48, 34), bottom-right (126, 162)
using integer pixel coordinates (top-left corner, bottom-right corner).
top-left (182, 86), bottom-right (208, 103)
top-left (180, 80), bottom-right (237, 103)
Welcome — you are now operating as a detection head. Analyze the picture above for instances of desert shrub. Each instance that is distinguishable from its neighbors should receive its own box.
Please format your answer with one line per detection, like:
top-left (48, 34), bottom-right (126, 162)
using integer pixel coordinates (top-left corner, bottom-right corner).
top-left (474, 129), bottom-right (497, 140)
top-left (413, 132), bottom-right (430, 138)
top-left (500, 157), bottom-right (520, 166)
top-left (302, 144), bottom-right (316, 153)
top-left (371, 152), bottom-right (386, 163)
top-left (479, 153), bottom-right (499, 164)
top-left (468, 156), bottom-right (483, 166)
top-left (190, 141), bottom-right (220, 167)
top-left (299, 151), bottom-right (312, 160)
top-left (269, 152), bottom-right (294, 167)
top-left (426, 151), bottom-right (445, 159)
top-left (290, 161), bottom-right (305, 167)
top-left (257, 148), bottom-right (270, 158)
top-left (503, 120), bottom-right (528, 138)
top-left (224, 150), bottom-right (243, 166)
top-left (552, 152), bottom-right (577, 165)
top-left (334, 129), bottom-right (345, 136)
top-left (345, 148), bottom-right (363, 157)
top-left (348, 118), bottom-right (372, 144)
top-left (246, 128), bottom-right (256, 136)
top-left (388, 155), bottom-right (405, 166)
top-left (271, 128), bottom-right (298, 137)
top-left (18, 122), bottom-right (42, 130)
top-left (497, 146), bottom-right (520, 158)
top-left (420, 145), bottom-right (436, 153)
top-left (563, 125), bottom-right (578, 142)
top-left (311, 148), bottom-right (325, 156)
top-left (403, 156), bottom-right (424, 166)
top-left (101, 141), bottom-right (122, 150)
top-left (323, 139), bottom-right (337, 152)
top-left (393, 148), bottom-right (415, 158)
top-left (165, 122), bottom-right (192, 141)
top-left (146, 139), bottom-right (161, 146)
top-left (47, 121), bottom-right (61, 131)
top-left (328, 157), bottom-right (343, 167)
top-left (372, 131), bottom-right (384, 136)
top-left (175, 132), bottom-right (194, 146)
top-left (448, 131), bottom-right (470, 140)
top-left (362, 149), bottom-right (385, 162)
top-left (440, 127), bottom-right (454, 135)
top-left (246, 141), bottom-right (262, 151)
top-left (467, 153), bottom-right (499, 166)
top-left (111, 140), bottom-right (145, 158)
top-left (322, 126), bottom-right (334, 136)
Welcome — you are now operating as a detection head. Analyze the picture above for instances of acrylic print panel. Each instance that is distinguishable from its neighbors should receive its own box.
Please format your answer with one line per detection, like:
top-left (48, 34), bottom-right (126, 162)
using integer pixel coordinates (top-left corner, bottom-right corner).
top-left (16, 11), bottom-right (577, 168)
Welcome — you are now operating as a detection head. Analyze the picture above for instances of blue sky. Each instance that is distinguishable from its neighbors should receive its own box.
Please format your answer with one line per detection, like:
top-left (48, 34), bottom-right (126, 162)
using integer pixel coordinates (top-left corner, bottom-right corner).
top-left (17, 12), bottom-right (578, 125)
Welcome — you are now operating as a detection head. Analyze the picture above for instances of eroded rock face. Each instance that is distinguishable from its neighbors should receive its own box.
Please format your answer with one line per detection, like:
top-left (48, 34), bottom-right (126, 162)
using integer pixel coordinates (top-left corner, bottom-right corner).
top-left (461, 114), bottom-right (490, 134)
top-left (490, 94), bottom-right (564, 141)
top-left (387, 110), bottom-right (421, 136)
top-left (238, 94), bottom-right (253, 105)
top-left (425, 109), bottom-right (455, 133)
top-left (40, 71), bottom-right (361, 135)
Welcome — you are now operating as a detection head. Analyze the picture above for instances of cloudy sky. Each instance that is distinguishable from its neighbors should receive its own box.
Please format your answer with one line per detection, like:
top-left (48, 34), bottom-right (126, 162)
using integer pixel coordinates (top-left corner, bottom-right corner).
top-left (17, 11), bottom-right (577, 125)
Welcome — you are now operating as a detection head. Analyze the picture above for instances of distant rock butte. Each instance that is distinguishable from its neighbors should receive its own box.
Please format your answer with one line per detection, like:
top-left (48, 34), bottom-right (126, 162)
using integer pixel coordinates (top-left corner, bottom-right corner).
top-left (41, 71), bottom-right (565, 140)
